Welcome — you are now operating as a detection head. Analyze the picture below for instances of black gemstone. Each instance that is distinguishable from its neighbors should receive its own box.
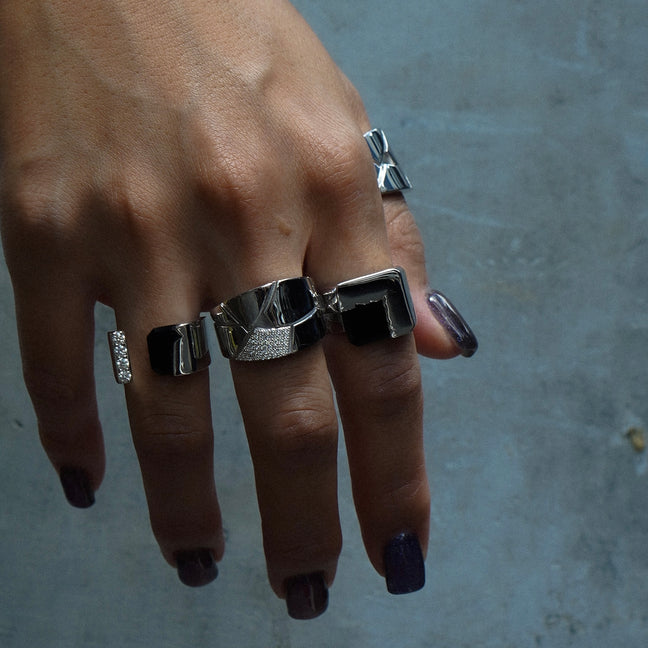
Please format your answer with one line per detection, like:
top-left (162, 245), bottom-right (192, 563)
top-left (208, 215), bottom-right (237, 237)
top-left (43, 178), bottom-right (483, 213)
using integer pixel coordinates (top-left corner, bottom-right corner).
top-left (342, 300), bottom-right (391, 346)
top-left (278, 278), bottom-right (315, 320)
top-left (294, 310), bottom-right (326, 350)
top-left (147, 326), bottom-right (182, 375)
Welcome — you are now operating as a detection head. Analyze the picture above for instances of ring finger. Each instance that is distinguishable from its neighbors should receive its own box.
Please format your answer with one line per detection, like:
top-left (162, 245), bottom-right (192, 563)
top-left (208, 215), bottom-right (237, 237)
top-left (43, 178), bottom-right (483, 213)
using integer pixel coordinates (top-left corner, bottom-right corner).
top-left (112, 268), bottom-right (224, 587)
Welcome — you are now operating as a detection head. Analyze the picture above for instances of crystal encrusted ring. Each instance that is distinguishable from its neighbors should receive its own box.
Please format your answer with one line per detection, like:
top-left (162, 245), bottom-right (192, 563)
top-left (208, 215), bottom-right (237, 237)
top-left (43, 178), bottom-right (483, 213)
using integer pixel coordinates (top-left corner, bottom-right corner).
top-left (212, 277), bottom-right (326, 361)
top-left (108, 330), bottom-right (133, 384)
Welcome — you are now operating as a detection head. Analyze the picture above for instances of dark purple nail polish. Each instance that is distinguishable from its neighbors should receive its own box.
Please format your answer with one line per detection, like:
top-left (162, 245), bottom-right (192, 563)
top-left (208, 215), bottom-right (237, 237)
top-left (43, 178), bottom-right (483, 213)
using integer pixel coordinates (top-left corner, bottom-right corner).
top-left (384, 532), bottom-right (425, 595)
top-left (175, 549), bottom-right (218, 587)
top-left (427, 291), bottom-right (478, 357)
top-left (285, 572), bottom-right (329, 620)
top-left (59, 467), bottom-right (95, 508)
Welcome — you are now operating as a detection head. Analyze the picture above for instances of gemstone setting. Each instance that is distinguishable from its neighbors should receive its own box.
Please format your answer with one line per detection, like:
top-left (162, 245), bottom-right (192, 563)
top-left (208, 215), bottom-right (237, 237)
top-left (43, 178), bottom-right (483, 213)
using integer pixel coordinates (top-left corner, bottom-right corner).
top-left (108, 330), bottom-right (133, 384)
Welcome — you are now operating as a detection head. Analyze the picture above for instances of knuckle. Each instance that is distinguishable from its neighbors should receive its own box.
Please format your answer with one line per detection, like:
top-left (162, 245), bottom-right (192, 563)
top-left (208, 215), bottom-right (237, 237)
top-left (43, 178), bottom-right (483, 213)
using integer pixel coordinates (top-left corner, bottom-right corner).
top-left (1, 166), bottom-right (82, 243)
top-left (133, 407), bottom-right (212, 457)
top-left (22, 363), bottom-right (95, 434)
top-left (192, 129), bottom-right (277, 213)
top-left (99, 171), bottom-right (171, 240)
top-left (315, 133), bottom-right (363, 181)
top-left (301, 126), bottom-right (373, 208)
top-left (384, 200), bottom-right (426, 262)
top-left (372, 353), bottom-right (421, 400)
top-left (23, 362), bottom-right (82, 412)
top-left (361, 351), bottom-right (423, 418)
top-left (191, 130), bottom-right (298, 246)
top-left (268, 404), bottom-right (338, 467)
top-left (332, 71), bottom-right (367, 118)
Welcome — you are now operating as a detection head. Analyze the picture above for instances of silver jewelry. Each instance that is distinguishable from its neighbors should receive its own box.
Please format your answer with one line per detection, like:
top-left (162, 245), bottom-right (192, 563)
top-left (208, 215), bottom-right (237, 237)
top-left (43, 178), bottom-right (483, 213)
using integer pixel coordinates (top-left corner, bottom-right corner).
top-left (108, 330), bottom-right (133, 384)
top-left (364, 129), bottom-right (412, 194)
top-left (321, 267), bottom-right (416, 346)
top-left (212, 277), bottom-right (325, 361)
top-left (147, 317), bottom-right (211, 376)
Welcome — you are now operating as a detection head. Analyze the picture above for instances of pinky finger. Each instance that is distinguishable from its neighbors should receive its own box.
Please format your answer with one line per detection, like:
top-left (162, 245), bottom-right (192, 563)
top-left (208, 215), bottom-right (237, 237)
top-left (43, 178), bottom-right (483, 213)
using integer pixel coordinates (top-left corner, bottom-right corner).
top-left (13, 277), bottom-right (104, 508)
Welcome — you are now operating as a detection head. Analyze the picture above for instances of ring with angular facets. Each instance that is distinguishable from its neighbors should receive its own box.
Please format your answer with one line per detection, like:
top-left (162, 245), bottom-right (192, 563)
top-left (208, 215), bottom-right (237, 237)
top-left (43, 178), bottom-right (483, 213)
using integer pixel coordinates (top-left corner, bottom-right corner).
top-left (147, 317), bottom-right (211, 376)
top-left (321, 267), bottom-right (416, 346)
top-left (364, 129), bottom-right (412, 194)
top-left (212, 277), bottom-right (326, 361)
top-left (108, 330), bottom-right (133, 384)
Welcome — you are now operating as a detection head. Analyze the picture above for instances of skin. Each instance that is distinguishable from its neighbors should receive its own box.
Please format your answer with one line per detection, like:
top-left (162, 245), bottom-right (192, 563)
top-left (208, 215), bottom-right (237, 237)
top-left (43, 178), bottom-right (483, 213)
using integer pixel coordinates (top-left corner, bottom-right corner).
top-left (0, 0), bottom-right (461, 600)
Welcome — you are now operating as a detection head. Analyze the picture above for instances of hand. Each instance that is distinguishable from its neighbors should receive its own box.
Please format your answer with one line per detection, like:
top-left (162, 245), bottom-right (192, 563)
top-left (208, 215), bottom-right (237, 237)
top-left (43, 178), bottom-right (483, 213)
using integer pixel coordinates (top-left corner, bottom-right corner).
top-left (0, 0), bottom-right (475, 618)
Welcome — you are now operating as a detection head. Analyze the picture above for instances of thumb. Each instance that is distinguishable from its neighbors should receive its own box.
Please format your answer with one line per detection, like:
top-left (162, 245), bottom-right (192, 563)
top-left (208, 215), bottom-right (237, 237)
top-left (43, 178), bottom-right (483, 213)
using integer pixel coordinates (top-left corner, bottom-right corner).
top-left (383, 195), bottom-right (478, 359)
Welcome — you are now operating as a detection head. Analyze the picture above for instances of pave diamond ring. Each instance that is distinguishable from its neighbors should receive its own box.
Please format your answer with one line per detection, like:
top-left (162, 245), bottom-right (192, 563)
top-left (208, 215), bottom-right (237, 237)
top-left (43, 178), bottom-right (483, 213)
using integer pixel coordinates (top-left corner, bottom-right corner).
top-left (212, 277), bottom-right (326, 361)
top-left (110, 267), bottom-right (415, 377)
top-left (108, 330), bottom-right (133, 384)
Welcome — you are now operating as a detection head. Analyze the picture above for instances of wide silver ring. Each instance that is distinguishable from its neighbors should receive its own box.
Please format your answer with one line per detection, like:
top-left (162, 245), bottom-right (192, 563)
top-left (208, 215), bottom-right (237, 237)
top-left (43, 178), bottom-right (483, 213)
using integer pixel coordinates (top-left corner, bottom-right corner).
top-left (212, 277), bottom-right (326, 361)
top-left (147, 317), bottom-right (211, 376)
top-left (322, 267), bottom-right (416, 346)
top-left (364, 129), bottom-right (412, 194)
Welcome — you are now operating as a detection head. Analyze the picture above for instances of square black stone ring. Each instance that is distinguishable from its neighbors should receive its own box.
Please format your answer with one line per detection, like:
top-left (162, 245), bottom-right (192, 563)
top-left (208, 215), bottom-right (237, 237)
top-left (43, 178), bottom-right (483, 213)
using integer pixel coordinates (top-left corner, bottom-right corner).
top-left (146, 317), bottom-right (211, 376)
top-left (322, 267), bottom-right (416, 346)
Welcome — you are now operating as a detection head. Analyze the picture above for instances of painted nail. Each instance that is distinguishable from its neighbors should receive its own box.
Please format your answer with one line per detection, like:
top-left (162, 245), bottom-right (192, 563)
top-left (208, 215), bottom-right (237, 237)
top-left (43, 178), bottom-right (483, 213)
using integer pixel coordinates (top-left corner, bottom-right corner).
top-left (59, 467), bottom-right (95, 508)
top-left (285, 572), bottom-right (329, 620)
top-left (175, 549), bottom-right (218, 587)
top-left (383, 532), bottom-right (425, 595)
top-left (427, 291), bottom-right (478, 357)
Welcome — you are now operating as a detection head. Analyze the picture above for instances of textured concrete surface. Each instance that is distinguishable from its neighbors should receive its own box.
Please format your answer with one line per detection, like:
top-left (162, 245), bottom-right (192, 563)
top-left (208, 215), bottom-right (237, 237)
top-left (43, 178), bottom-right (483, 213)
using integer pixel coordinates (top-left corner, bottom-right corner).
top-left (1, 1), bottom-right (647, 646)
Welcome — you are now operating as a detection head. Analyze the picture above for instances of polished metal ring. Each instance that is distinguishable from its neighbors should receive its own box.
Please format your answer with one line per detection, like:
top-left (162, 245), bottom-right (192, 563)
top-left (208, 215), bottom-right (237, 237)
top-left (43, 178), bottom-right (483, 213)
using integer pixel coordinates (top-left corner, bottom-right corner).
top-left (322, 267), bottom-right (416, 346)
top-left (147, 317), bottom-right (211, 376)
top-left (212, 277), bottom-right (326, 361)
top-left (108, 330), bottom-right (133, 384)
top-left (364, 129), bottom-right (412, 194)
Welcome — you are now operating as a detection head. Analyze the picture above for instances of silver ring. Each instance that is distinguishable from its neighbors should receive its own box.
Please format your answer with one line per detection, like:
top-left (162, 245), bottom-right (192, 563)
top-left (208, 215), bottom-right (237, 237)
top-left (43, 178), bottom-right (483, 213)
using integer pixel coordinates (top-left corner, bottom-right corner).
top-left (364, 129), bottom-right (412, 194)
top-left (322, 267), bottom-right (416, 346)
top-left (147, 317), bottom-right (211, 376)
top-left (212, 277), bottom-right (326, 361)
top-left (108, 330), bottom-right (133, 384)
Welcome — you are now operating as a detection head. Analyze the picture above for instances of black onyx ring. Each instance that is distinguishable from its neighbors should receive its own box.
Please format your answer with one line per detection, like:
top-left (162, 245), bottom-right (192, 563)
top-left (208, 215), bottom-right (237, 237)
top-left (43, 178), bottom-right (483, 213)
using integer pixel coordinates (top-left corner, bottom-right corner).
top-left (321, 267), bottom-right (416, 346)
top-left (212, 276), bottom-right (326, 361)
top-left (147, 317), bottom-right (211, 376)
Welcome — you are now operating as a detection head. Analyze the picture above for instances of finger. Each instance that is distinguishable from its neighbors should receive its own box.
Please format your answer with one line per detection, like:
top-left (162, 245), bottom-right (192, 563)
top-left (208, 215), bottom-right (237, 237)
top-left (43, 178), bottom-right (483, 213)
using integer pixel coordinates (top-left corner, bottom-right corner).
top-left (114, 275), bottom-right (224, 587)
top-left (231, 346), bottom-right (341, 618)
top-left (383, 194), bottom-right (478, 359)
top-left (324, 334), bottom-right (429, 594)
top-left (12, 273), bottom-right (104, 508)
top-left (197, 124), bottom-right (357, 616)
top-left (213, 239), bottom-right (341, 617)
top-left (303, 130), bottom-right (430, 594)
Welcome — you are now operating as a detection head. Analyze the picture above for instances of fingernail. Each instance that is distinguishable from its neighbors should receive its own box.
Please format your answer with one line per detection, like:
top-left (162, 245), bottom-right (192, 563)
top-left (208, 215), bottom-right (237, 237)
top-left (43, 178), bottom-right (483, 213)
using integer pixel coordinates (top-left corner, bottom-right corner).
top-left (383, 532), bottom-right (425, 595)
top-left (427, 291), bottom-right (478, 357)
top-left (285, 572), bottom-right (329, 620)
top-left (59, 467), bottom-right (95, 508)
top-left (175, 549), bottom-right (218, 587)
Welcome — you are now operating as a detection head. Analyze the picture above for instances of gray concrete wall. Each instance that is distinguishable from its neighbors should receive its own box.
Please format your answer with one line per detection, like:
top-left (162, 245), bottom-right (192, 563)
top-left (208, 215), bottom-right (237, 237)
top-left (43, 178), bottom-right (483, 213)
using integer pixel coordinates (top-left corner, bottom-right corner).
top-left (1, 1), bottom-right (647, 646)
